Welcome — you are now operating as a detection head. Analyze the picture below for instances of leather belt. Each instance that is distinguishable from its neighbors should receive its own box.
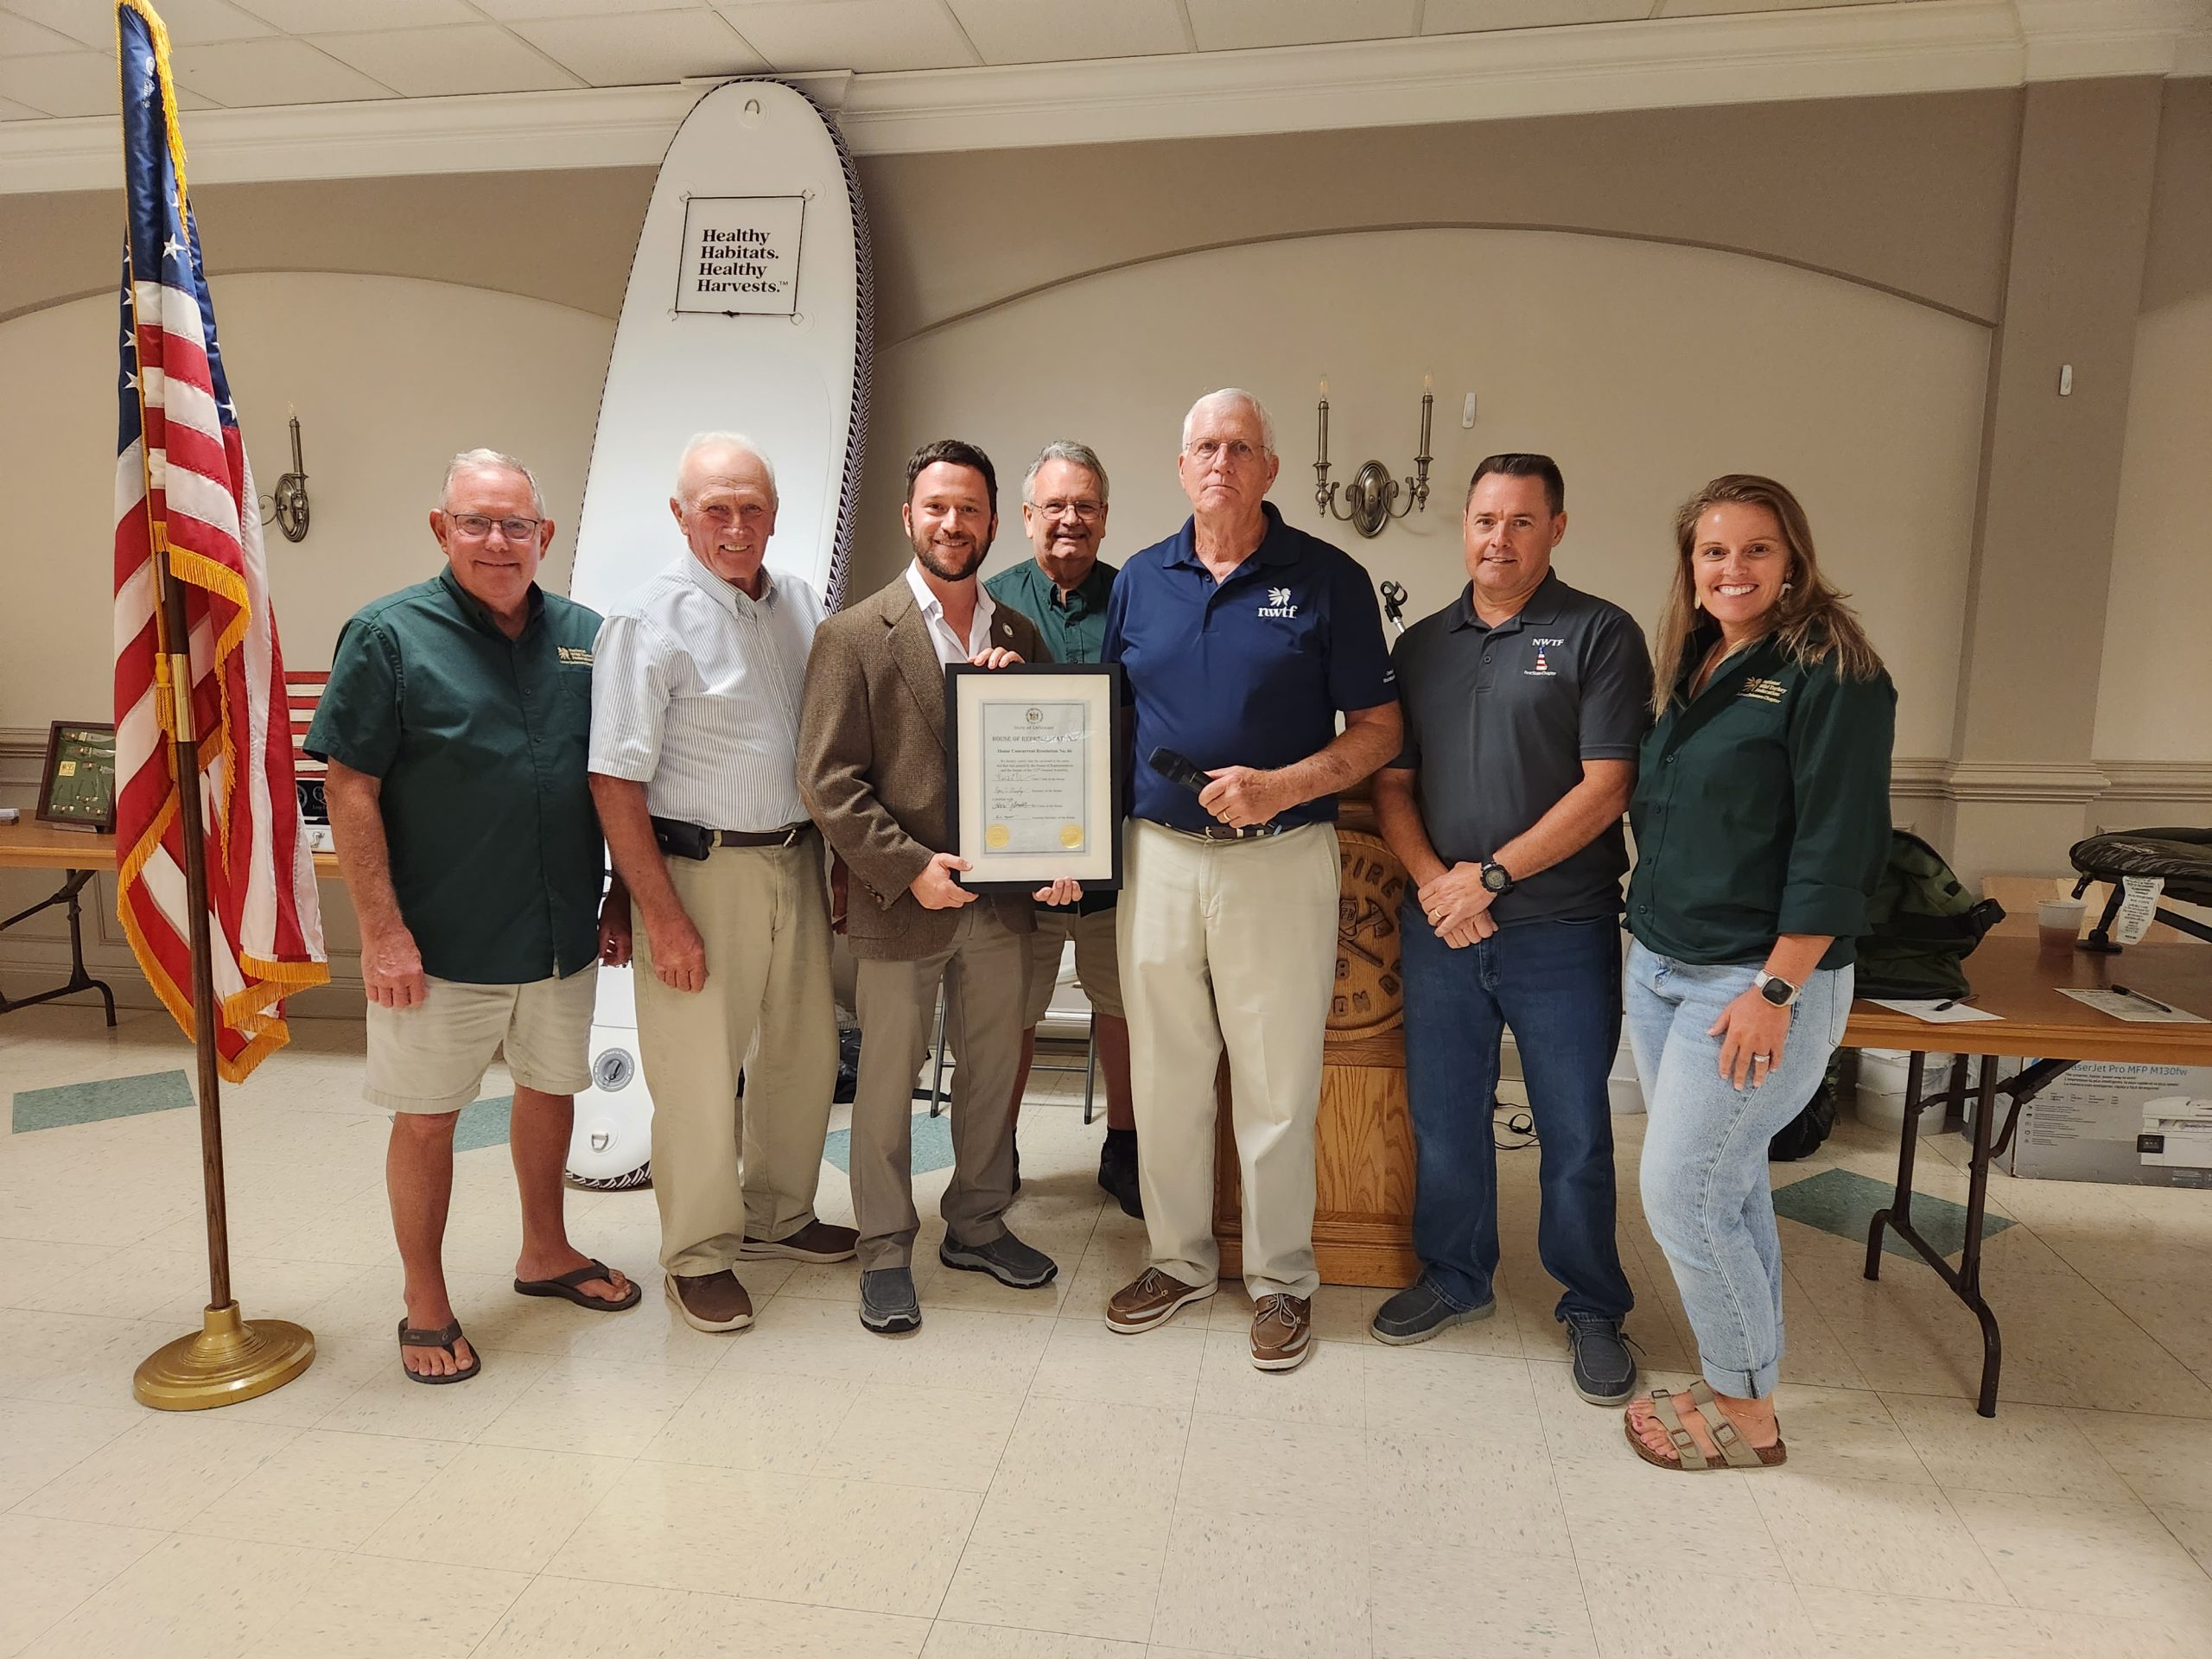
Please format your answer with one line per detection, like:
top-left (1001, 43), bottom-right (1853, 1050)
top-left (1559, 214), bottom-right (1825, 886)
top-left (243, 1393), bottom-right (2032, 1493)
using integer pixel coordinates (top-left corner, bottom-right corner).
top-left (714, 823), bottom-right (812, 849)
top-left (1166, 822), bottom-right (1284, 842)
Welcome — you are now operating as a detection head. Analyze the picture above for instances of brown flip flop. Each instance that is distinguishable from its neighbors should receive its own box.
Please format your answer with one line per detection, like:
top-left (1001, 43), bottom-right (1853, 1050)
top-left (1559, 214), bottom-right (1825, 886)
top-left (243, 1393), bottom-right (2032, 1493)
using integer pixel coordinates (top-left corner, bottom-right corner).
top-left (1624, 1382), bottom-right (1787, 1471)
top-left (513, 1257), bottom-right (641, 1312)
top-left (397, 1319), bottom-right (481, 1385)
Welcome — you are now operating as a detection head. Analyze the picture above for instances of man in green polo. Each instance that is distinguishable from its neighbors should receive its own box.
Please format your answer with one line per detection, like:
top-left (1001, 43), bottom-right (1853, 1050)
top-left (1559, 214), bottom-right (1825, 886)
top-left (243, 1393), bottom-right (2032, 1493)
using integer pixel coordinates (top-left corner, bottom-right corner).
top-left (982, 440), bottom-right (1139, 1214)
top-left (309, 448), bottom-right (639, 1385)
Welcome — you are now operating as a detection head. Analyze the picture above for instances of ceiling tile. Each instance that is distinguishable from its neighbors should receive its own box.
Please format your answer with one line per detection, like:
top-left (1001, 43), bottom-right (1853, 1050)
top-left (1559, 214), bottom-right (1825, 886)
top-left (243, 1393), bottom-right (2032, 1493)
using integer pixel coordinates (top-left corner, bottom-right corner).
top-left (0, 92), bottom-right (43, 118)
top-left (0, 12), bottom-right (79, 55)
top-left (169, 38), bottom-right (399, 105)
top-left (1423, 0), bottom-right (1652, 33)
top-left (944, 0), bottom-right (1187, 66)
top-left (1185, 0), bottom-right (1420, 52)
top-left (238, 0), bottom-right (483, 29)
top-left (1659, 0), bottom-right (1891, 16)
top-left (0, 3), bottom-right (107, 50)
top-left (472, 0), bottom-right (719, 18)
top-left (130, 0), bottom-right (283, 45)
top-left (0, 49), bottom-right (128, 116)
top-left (307, 24), bottom-right (582, 97)
top-left (513, 10), bottom-right (766, 86)
top-left (713, 1), bottom-right (981, 74)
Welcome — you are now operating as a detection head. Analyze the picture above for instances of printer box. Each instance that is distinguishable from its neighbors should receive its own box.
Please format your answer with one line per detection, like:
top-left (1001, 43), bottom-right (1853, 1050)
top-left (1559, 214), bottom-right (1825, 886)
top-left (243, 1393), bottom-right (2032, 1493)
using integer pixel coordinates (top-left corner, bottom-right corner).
top-left (2001, 1063), bottom-right (2212, 1188)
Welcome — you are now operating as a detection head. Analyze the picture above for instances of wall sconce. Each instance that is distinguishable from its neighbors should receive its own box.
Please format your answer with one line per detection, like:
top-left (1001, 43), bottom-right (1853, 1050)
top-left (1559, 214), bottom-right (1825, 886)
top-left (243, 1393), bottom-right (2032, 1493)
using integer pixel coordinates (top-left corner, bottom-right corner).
top-left (257, 408), bottom-right (310, 543)
top-left (1314, 375), bottom-right (1433, 537)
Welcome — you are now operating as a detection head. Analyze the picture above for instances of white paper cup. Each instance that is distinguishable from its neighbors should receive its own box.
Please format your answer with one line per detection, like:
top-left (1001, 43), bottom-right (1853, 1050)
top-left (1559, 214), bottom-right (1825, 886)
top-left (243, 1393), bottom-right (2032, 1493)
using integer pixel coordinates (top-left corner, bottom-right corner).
top-left (2037, 899), bottom-right (2085, 949)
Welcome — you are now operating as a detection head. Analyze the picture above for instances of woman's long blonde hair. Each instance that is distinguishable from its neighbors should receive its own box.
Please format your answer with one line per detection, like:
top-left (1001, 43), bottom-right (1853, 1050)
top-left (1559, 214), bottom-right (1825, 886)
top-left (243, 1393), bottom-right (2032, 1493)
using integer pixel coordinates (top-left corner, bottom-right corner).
top-left (1649, 474), bottom-right (1884, 716)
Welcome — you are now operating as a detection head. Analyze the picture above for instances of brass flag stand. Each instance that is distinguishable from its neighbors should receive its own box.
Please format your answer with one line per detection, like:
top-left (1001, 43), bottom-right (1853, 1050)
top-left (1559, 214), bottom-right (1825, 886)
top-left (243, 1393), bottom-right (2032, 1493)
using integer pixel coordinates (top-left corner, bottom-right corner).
top-left (130, 533), bottom-right (315, 1409)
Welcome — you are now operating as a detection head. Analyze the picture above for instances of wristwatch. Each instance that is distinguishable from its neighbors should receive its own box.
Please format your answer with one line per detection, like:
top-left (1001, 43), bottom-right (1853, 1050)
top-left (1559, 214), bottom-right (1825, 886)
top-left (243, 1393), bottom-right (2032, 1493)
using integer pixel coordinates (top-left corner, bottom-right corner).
top-left (1479, 860), bottom-right (1515, 895)
top-left (1753, 970), bottom-right (1800, 1007)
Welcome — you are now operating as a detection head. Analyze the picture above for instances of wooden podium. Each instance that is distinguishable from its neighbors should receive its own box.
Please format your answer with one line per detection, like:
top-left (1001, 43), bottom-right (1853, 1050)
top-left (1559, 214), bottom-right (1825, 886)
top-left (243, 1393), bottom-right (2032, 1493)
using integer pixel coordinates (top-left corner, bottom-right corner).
top-left (1211, 805), bottom-right (1421, 1288)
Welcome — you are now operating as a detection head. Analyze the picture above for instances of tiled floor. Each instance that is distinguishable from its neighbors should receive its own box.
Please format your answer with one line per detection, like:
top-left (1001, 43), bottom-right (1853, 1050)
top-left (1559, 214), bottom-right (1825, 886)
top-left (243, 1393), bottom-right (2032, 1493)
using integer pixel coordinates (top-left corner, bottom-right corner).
top-left (3, 1003), bottom-right (2209, 1657)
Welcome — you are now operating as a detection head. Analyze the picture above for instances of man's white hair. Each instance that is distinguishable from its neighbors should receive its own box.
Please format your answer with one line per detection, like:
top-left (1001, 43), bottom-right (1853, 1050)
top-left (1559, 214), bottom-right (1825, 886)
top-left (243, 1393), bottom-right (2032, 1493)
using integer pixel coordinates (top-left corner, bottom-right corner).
top-left (442, 448), bottom-right (544, 516)
top-left (678, 431), bottom-right (779, 508)
top-left (1180, 389), bottom-right (1275, 457)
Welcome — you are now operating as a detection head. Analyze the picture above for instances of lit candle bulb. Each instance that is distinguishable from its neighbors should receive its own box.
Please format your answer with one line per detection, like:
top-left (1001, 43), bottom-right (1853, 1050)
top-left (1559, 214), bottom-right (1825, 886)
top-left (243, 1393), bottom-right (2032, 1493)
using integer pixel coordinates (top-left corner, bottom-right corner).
top-left (1318, 377), bottom-right (1328, 467)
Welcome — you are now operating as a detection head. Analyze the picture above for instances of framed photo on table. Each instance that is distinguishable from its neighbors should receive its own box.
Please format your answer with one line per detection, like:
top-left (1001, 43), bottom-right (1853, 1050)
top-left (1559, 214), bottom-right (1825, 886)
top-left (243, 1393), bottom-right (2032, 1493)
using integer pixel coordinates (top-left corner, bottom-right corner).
top-left (36, 721), bottom-right (117, 834)
top-left (945, 664), bottom-right (1124, 895)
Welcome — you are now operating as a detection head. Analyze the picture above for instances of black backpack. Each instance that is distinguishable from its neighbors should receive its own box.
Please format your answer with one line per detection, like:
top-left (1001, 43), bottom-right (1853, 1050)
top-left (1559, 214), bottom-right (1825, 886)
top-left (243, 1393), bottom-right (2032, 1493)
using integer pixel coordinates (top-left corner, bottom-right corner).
top-left (1853, 830), bottom-right (2005, 1001)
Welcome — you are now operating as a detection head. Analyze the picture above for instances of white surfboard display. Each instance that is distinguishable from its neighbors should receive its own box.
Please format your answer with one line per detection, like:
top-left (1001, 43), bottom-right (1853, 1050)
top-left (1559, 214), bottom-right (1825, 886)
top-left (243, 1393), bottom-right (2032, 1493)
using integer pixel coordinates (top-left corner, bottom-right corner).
top-left (565, 79), bottom-right (872, 1189)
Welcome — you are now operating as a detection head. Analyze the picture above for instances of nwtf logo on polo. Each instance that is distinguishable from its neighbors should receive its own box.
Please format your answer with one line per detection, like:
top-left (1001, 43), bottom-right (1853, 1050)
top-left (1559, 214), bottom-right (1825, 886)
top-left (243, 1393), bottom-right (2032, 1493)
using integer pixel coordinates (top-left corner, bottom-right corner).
top-left (1257, 587), bottom-right (1299, 618)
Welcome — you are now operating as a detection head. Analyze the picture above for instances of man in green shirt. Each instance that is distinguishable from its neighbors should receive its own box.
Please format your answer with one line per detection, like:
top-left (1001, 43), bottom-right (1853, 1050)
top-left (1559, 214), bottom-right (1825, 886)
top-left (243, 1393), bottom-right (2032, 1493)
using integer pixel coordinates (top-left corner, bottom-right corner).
top-left (309, 448), bottom-right (639, 1385)
top-left (982, 441), bottom-right (1139, 1214)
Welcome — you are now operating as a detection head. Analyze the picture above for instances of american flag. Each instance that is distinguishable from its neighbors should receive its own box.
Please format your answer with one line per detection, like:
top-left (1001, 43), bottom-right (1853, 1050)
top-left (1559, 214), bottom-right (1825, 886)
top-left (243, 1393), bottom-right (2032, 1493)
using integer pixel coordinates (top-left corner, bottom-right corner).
top-left (114, 0), bottom-right (326, 1081)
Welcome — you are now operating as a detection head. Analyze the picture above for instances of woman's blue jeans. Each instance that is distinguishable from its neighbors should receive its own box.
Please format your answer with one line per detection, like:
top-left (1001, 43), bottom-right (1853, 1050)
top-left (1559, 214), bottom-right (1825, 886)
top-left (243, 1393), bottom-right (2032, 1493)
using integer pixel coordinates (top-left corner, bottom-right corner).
top-left (1624, 938), bottom-right (1853, 1401)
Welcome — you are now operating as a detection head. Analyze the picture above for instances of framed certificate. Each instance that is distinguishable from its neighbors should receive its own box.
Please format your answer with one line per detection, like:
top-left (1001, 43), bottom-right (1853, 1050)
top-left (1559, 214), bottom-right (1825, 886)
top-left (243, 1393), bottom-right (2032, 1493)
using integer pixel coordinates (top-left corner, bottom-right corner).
top-left (36, 721), bottom-right (117, 834)
top-left (945, 664), bottom-right (1124, 894)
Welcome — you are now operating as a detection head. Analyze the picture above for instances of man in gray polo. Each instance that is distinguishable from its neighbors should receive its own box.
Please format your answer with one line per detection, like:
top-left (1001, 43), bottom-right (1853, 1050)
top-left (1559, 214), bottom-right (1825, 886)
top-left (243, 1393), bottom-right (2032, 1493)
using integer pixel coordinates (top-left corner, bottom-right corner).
top-left (1370, 452), bottom-right (1652, 1408)
top-left (589, 432), bottom-right (855, 1337)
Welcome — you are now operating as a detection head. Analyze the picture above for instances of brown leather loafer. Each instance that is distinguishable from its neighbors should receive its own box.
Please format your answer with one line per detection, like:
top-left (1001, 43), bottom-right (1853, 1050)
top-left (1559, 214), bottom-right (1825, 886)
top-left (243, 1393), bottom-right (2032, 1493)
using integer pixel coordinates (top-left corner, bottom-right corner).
top-left (1251, 1294), bottom-right (1313, 1371)
top-left (1104, 1267), bottom-right (1214, 1335)
top-left (666, 1270), bottom-right (753, 1332)
top-left (738, 1219), bottom-right (859, 1263)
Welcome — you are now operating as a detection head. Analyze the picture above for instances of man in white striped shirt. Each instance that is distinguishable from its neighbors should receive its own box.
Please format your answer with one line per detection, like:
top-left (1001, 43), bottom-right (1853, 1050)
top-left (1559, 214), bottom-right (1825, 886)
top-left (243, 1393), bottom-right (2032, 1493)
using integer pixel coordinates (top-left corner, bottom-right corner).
top-left (588, 433), bottom-right (856, 1336)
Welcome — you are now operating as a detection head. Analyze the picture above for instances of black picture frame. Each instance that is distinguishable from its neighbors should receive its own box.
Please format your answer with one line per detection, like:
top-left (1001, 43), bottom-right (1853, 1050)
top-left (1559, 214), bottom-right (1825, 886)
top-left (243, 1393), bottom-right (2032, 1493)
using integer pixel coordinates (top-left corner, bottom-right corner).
top-left (944, 663), bottom-right (1125, 895)
top-left (36, 721), bottom-right (118, 834)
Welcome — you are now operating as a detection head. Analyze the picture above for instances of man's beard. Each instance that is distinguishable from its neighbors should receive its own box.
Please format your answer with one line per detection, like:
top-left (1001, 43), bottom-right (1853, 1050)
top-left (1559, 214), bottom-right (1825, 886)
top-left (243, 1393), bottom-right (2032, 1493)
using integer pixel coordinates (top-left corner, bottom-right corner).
top-left (912, 533), bottom-right (984, 582)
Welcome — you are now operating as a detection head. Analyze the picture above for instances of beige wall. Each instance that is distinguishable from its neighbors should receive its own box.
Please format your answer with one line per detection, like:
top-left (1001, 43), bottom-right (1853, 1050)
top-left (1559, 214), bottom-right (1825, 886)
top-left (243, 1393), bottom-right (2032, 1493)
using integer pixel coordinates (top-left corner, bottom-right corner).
top-left (854, 227), bottom-right (1987, 766)
top-left (0, 271), bottom-right (614, 720)
top-left (2095, 284), bottom-right (2212, 767)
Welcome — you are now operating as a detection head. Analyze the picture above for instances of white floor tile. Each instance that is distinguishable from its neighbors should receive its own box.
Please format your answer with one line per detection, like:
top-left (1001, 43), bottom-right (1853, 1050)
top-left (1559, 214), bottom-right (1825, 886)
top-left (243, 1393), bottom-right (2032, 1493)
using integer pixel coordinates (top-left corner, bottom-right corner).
top-left (356, 1440), bottom-right (627, 1573)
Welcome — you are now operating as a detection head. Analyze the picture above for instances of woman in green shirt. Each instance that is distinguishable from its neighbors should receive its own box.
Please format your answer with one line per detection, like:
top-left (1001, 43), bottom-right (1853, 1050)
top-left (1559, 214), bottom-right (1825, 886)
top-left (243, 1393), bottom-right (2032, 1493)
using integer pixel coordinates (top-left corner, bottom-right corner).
top-left (1620, 474), bottom-right (1895, 1471)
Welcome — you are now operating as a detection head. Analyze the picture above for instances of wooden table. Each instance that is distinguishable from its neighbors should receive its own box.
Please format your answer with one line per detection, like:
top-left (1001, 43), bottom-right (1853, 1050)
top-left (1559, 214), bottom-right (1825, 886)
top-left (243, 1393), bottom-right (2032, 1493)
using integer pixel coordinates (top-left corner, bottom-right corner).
top-left (1847, 936), bottom-right (2212, 1415)
top-left (0, 821), bottom-right (340, 1022)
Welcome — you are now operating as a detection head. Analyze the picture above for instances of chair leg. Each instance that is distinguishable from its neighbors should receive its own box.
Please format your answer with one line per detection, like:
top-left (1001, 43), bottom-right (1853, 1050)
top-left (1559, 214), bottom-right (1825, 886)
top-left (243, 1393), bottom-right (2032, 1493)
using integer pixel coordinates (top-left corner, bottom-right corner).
top-left (1082, 1023), bottom-right (1098, 1126)
top-left (928, 988), bottom-right (949, 1117)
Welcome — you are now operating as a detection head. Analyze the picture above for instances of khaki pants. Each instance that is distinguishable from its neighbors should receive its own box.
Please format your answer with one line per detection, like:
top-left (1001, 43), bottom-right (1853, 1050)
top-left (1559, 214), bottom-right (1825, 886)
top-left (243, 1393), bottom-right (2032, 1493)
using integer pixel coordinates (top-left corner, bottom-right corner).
top-left (849, 906), bottom-right (1027, 1272)
top-left (1119, 820), bottom-right (1338, 1300)
top-left (1021, 904), bottom-right (1124, 1027)
top-left (632, 836), bottom-right (837, 1277)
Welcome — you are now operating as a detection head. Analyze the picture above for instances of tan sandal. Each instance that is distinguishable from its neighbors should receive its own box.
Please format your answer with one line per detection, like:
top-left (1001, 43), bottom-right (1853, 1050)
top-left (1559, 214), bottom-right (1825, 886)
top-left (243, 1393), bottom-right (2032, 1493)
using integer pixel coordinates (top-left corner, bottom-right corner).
top-left (1624, 1381), bottom-right (1786, 1471)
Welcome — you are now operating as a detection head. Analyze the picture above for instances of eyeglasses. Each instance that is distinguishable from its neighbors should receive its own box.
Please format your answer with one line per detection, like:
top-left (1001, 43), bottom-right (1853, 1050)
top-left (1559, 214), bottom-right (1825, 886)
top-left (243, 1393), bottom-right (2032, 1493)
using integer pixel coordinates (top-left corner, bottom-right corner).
top-left (1184, 439), bottom-right (1263, 467)
top-left (445, 512), bottom-right (543, 543)
top-left (1028, 499), bottom-right (1103, 522)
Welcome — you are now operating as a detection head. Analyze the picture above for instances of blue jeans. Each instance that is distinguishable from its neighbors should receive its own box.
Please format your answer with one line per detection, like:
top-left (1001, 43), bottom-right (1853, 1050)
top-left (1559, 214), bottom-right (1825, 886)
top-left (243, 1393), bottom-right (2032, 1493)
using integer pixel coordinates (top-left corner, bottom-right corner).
top-left (1624, 939), bottom-right (1853, 1400)
top-left (1400, 905), bottom-right (1634, 1323)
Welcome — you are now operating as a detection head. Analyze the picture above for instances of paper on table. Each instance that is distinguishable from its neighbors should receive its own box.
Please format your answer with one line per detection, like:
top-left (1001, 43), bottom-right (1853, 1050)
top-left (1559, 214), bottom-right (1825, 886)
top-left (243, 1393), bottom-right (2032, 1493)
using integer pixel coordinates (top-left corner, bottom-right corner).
top-left (2054, 987), bottom-right (2209, 1024)
top-left (1867, 998), bottom-right (2005, 1024)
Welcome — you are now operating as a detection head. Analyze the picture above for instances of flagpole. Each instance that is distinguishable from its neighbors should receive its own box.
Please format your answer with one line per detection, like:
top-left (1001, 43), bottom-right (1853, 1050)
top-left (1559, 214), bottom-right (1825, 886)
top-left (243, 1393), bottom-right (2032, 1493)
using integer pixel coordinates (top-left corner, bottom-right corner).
top-left (130, 536), bottom-right (315, 1411)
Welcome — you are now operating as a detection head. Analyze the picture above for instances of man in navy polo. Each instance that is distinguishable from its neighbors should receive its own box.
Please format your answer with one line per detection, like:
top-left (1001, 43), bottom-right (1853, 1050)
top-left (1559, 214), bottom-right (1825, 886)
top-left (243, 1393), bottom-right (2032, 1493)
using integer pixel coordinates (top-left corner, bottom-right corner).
top-left (1369, 453), bottom-right (1650, 1408)
top-left (1098, 388), bottom-right (1399, 1372)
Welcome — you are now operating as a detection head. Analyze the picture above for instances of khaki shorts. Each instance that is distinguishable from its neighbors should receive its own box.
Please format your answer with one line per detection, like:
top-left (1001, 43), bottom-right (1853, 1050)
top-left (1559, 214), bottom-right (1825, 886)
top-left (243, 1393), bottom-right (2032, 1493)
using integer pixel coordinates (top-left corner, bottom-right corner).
top-left (1022, 905), bottom-right (1124, 1027)
top-left (365, 967), bottom-right (598, 1115)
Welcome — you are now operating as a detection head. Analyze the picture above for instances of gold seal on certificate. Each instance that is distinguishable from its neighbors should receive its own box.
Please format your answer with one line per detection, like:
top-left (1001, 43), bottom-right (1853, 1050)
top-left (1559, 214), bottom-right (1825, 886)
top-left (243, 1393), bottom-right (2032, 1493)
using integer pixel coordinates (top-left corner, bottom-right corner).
top-left (946, 664), bottom-right (1125, 893)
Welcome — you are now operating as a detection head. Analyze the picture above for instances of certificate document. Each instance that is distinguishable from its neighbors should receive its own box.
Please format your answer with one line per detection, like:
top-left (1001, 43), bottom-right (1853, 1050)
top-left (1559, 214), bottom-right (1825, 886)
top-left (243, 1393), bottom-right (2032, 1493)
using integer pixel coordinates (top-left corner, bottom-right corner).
top-left (980, 701), bottom-right (1090, 855)
top-left (945, 664), bottom-right (1124, 892)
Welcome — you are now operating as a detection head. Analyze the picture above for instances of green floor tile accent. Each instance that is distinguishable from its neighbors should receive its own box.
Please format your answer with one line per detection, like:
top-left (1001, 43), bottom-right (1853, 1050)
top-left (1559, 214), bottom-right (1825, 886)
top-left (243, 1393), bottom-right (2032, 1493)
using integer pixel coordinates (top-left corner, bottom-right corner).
top-left (1774, 1166), bottom-right (2011, 1261)
top-left (11, 1068), bottom-right (194, 1132)
top-left (454, 1095), bottom-right (512, 1154)
top-left (822, 1110), bottom-right (955, 1177)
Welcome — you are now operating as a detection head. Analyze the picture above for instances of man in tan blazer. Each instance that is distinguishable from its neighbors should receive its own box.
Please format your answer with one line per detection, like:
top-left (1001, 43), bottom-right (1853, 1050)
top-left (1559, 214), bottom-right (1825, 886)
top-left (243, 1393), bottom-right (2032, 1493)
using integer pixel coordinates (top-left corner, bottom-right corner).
top-left (800, 438), bottom-right (1080, 1334)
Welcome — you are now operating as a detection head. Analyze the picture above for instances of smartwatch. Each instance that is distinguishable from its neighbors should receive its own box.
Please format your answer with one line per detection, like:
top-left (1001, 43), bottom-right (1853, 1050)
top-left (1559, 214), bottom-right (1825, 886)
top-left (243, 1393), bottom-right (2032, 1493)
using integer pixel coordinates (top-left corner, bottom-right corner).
top-left (1753, 970), bottom-right (1800, 1008)
top-left (1479, 860), bottom-right (1515, 896)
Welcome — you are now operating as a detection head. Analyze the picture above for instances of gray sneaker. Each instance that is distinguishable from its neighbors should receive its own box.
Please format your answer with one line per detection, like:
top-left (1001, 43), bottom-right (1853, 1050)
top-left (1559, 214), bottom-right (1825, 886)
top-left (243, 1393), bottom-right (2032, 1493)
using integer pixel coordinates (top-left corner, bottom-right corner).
top-left (938, 1230), bottom-right (1058, 1289)
top-left (1565, 1314), bottom-right (1637, 1405)
top-left (859, 1267), bottom-right (922, 1334)
top-left (1370, 1277), bottom-right (1496, 1345)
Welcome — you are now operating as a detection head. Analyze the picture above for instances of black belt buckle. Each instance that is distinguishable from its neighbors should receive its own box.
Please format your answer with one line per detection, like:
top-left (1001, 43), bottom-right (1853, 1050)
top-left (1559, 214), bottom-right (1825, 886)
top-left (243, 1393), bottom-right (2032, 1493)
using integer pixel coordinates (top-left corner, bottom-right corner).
top-left (650, 816), bottom-right (713, 861)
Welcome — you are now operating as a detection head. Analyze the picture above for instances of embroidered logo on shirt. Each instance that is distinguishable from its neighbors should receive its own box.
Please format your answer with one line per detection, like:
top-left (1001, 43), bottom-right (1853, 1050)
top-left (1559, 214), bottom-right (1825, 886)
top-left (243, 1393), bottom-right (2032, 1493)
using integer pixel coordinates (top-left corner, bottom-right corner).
top-left (556, 645), bottom-right (594, 666)
top-left (1740, 677), bottom-right (1787, 703)
top-left (1526, 637), bottom-right (1563, 677)
top-left (1256, 587), bottom-right (1299, 619)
